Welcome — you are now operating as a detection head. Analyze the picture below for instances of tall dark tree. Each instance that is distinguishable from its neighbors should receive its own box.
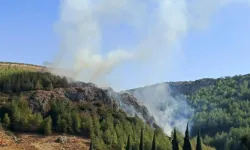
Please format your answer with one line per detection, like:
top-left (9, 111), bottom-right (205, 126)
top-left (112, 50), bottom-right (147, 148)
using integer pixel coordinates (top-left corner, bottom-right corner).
top-left (241, 135), bottom-right (250, 150)
top-left (196, 129), bottom-right (202, 150)
top-left (152, 131), bottom-right (156, 150)
top-left (183, 124), bottom-right (192, 150)
top-left (126, 135), bottom-right (131, 150)
top-left (89, 138), bottom-right (93, 150)
top-left (140, 128), bottom-right (144, 150)
top-left (172, 128), bottom-right (179, 150)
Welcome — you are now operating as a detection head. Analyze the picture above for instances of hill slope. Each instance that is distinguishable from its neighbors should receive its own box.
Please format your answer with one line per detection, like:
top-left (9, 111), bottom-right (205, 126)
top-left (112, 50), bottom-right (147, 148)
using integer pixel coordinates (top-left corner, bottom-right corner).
top-left (128, 74), bottom-right (250, 150)
top-left (0, 62), bottom-right (216, 150)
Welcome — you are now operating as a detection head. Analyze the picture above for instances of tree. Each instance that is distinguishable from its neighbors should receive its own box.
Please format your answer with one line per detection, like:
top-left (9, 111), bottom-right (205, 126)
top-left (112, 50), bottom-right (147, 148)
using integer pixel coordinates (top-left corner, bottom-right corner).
top-left (89, 138), bottom-right (93, 150)
top-left (46, 83), bottom-right (53, 91)
top-left (151, 132), bottom-right (156, 150)
top-left (172, 128), bottom-right (179, 150)
top-left (34, 80), bottom-right (43, 90)
top-left (72, 111), bottom-right (81, 133)
top-left (126, 135), bottom-right (131, 150)
top-left (241, 135), bottom-right (250, 150)
top-left (140, 128), bottom-right (144, 150)
top-left (22, 116), bottom-right (29, 131)
top-left (183, 124), bottom-right (192, 150)
top-left (3, 113), bottom-right (10, 128)
top-left (103, 129), bottom-right (112, 145)
top-left (42, 116), bottom-right (52, 135)
top-left (196, 129), bottom-right (202, 150)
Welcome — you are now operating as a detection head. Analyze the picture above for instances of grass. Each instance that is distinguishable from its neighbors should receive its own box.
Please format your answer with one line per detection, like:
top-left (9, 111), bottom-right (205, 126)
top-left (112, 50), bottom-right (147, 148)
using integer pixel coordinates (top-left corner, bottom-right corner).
top-left (0, 62), bottom-right (44, 76)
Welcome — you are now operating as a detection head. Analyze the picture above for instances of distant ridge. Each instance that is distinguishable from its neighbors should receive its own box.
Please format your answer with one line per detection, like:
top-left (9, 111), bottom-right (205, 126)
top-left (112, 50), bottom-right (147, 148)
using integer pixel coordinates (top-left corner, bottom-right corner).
top-left (0, 61), bottom-right (76, 78)
top-left (0, 61), bottom-right (46, 72)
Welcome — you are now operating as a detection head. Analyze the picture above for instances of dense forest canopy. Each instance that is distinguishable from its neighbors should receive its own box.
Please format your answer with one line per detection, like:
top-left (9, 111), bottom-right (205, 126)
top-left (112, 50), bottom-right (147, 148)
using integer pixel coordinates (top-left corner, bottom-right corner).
top-left (186, 74), bottom-right (250, 150)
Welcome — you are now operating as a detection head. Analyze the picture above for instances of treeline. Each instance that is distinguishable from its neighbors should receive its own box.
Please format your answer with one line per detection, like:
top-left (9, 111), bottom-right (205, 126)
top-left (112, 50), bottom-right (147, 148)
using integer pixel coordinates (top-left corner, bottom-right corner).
top-left (0, 61), bottom-right (44, 68)
top-left (0, 72), bottom-right (68, 93)
top-left (187, 74), bottom-right (250, 150)
top-left (89, 124), bottom-right (205, 150)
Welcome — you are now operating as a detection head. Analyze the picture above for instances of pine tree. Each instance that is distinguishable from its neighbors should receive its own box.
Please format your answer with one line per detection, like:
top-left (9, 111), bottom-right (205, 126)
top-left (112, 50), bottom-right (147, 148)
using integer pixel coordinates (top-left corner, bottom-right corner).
top-left (34, 80), bottom-right (43, 90)
top-left (140, 128), bottom-right (144, 150)
top-left (151, 131), bottom-right (156, 150)
top-left (126, 135), bottom-right (131, 150)
top-left (172, 128), bottom-right (179, 150)
top-left (61, 118), bottom-right (68, 133)
top-left (196, 129), bottom-right (202, 150)
top-left (3, 113), bottom-right (10, 128)
top-left (89, 138), bottom-right (93, 150)
top-left (46, 83), bottom-right (53, 91)
top-left (42, 116), bottom-right (52, 135)
top-left (72, 111), bottom-right (81, 133)
top-left (22, 116), bottom-right (29, 131)
top-left (183, 124), bottom-right (192, 150)
top-left (57, 115), bottom-right (62, 131)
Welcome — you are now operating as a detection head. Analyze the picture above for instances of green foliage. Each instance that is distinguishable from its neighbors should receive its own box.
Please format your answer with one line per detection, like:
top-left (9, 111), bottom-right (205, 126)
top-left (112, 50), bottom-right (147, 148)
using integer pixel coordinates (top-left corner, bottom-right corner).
top-left (172, 128), bottom-right (179, 150)
top-left (8, 99), bottom-right (43, 131)
top-left (0, 66), bottom-right (28, 76)
top-left (34, 80), bottom-right (43, 90)
top-left (183, 124), bottom-right (192, 150)
top-left (0, 71), bottom-right (68, 93)
top-left (240, 135), bottom-right (250, 149)
top-left (3, 113), bottom-right (10, 128)
top-left (89, 139), bottom-right (93, 150)
top-left (187, 74), bottom-right (250, 149)
top-left (126, 135), bottom-right (131, 150)
top-left (151, 132), bottom-right (156, 150)
top-left (196, 130), bottom-right (202, 150)
top-left (140, 128), bottom-right (144, 150)
top-left (42, 116), bottom-right (52, 135)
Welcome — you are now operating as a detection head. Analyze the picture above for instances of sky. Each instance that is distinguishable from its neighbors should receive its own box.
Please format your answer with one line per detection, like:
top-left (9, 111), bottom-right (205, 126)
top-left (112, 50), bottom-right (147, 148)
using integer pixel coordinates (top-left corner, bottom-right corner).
top-left (0, 0), bottom-right (250, 90)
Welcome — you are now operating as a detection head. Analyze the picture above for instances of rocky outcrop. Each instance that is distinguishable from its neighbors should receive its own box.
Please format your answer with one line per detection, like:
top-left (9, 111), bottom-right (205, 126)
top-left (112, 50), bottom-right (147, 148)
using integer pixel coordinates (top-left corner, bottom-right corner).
top-left (28, 82), bottom-right (155, 125)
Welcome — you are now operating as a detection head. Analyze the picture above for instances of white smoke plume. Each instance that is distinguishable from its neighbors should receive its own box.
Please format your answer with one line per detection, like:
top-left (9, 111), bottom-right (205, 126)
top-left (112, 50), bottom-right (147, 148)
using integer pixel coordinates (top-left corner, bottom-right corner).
top-left (51, 0), bottom-right (250, 89)
top-left (50, 0), bottom-right (250, 135)
top-left (127, 83), bottom-right (194, 135)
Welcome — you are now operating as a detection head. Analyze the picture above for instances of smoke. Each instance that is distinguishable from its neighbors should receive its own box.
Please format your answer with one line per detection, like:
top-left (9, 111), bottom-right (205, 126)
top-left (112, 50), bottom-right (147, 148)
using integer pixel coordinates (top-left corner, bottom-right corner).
top-left (51, 0), bottom-right (250, 89)
top-left (51, 0), bottom-right (250, 135)
top-left (128, 83), bottom-right (194, 135)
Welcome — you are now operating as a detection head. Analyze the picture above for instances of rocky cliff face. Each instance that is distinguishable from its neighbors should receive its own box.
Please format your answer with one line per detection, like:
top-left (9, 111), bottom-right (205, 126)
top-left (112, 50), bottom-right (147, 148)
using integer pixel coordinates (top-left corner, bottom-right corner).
top-left (28, 82), bottom-right (156, 126)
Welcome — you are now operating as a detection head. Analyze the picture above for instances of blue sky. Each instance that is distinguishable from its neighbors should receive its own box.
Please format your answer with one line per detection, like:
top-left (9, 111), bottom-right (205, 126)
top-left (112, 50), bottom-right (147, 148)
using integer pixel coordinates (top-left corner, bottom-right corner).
top-left (0, 0), bottom-right (250, 89)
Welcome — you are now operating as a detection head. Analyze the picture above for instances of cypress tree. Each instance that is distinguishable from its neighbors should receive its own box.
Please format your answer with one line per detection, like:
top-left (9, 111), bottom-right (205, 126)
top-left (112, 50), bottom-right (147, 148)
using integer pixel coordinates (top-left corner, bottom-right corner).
top-left (126, 135), bottom-right (131, 150)
top-left (3, 113), bottom-right (10, 128)
top-left (152, 131), bottom-right (156, 150)
top-left (196, 129), bottom-right (202, 150)
top-left (140, 128), bottom-right (144, 150)
top-left (172, 128), bottom-right (179, 150)
top-left (89, 138), bottom-right (93, 150)
top-left (183, 124), bottom-right (192, 150)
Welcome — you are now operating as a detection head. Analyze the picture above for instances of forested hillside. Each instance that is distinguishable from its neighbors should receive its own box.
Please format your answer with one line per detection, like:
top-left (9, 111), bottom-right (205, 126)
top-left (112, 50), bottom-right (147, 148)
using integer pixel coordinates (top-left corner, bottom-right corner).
top-left (130, 74), bottom-right (250, 150)
top-left (0, 66), bottom-right (214, 150)
top-left (186, 74), bottom-right (250, 150)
